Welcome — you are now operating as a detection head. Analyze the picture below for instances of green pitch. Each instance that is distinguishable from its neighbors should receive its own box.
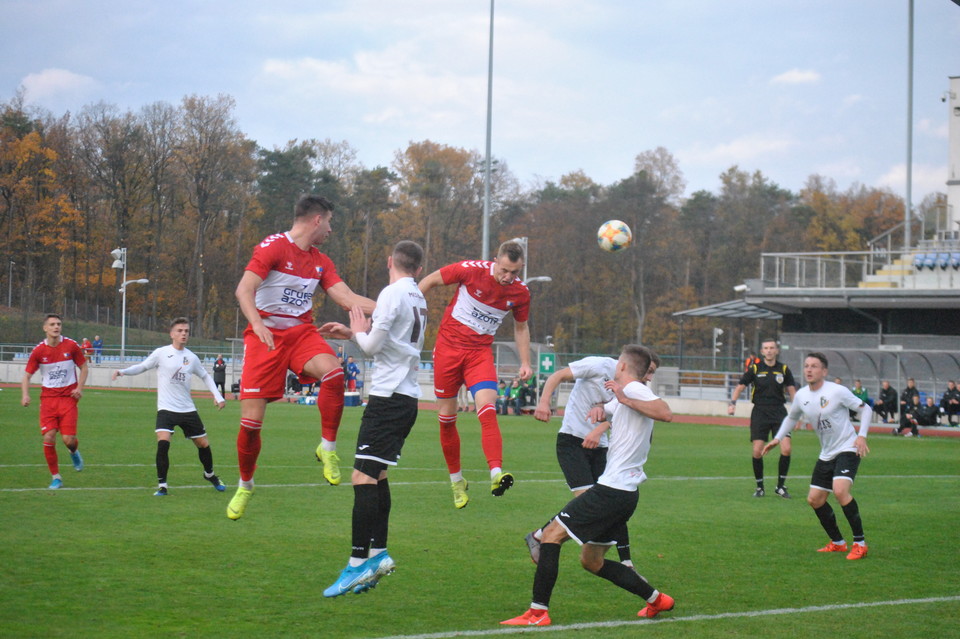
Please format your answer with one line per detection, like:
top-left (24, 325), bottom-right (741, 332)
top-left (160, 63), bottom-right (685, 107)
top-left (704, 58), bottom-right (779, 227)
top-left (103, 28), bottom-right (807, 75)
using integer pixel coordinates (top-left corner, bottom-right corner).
top-left (1, 388), bottom-right (958, 638)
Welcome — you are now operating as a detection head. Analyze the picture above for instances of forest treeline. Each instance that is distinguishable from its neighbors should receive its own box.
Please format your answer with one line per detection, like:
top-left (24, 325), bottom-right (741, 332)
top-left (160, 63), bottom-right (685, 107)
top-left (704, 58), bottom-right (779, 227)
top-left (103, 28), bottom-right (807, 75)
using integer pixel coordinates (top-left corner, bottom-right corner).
top-left (0, 92), bottom-right (943, 355)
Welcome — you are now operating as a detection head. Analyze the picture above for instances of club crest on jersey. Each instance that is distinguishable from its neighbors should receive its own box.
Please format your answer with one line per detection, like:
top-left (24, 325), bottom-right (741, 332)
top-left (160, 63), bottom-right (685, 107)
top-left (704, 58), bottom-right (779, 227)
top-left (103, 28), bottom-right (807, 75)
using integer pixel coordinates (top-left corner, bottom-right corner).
top-left (820, 397), bottom-right (829, 408)
top-left (775, 373), bottom-right (784, 384)
top-left (183, 357), bottom-right (190, 366)
top-left (285, 261), bottom-right (294, 271)
top-left (506, 301), bottom-right (514, 307)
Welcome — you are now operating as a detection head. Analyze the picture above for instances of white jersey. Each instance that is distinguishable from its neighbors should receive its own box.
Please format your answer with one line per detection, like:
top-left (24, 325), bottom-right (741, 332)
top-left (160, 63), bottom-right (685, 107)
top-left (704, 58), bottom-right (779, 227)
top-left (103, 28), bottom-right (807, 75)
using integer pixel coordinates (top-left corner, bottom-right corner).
top-left (777, 381), bottom-right (865, 461)
top-left (362, 277), bottom-right (427, 399)
top-left (559, 356), bottom-right (618, 446)
top-left (120, 345), bottom-right (224, 413)
top-left (597, 381), bottom-right (659, 492)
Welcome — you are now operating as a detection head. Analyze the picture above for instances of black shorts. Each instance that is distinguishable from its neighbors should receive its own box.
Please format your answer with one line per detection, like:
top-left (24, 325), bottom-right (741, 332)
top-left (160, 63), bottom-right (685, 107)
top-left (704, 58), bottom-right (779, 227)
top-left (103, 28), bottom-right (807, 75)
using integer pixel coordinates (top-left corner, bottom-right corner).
top-left (554, 483), bottom-right (637, 546)
top-left (811, 452), bottom-right (861, 491)
top-left (155, 410), bottom-right (207, 439)
top-left (750, 404), bottom-right (788, 441)
top-left (353, 394), bottom-right (419, 479)
top-left (556, 432), bottom-right (608, 492)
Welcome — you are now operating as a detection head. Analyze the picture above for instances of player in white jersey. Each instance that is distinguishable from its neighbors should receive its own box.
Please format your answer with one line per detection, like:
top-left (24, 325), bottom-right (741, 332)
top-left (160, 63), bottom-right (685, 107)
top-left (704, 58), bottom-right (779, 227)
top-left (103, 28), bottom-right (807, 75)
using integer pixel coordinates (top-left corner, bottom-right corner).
top-left (526, 356), bottom-right (642, 567)
top-left (318, 241), bottom-right (427, 597)
top-left (502, 345), bottom-right (676, 627)
top-left (113, 318), bottom-right (227, 496)
top-left (763, 352), bottom-right (873, 561)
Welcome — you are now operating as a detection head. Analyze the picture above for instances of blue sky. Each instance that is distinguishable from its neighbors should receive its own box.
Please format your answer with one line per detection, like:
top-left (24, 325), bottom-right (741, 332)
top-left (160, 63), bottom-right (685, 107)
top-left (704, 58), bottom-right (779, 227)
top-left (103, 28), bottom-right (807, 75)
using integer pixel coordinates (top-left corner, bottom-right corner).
top-left (3, 1), bottom-right (959, 204)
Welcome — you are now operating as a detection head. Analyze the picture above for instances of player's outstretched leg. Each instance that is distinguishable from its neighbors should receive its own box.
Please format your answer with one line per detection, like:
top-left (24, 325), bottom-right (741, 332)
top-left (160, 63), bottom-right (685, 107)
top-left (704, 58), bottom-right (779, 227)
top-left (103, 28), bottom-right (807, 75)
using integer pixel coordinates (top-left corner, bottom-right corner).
top-left (316, 369), bottom-right (344, 486)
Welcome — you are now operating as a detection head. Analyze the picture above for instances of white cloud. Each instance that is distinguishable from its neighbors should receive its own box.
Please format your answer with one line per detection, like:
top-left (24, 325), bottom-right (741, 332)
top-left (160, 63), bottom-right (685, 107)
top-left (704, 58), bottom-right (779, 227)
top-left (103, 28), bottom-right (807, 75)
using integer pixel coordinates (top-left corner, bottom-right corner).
top-left (770, 69), bottom-right (821, 85)
top-left (20, 68), bottom-right (98, 102)
top-left (681, 134), bottom-right (797, 166)
top-left (917, 118), bottom-right (949, 139)
top-left (876, 163), bottom-right (948, 199)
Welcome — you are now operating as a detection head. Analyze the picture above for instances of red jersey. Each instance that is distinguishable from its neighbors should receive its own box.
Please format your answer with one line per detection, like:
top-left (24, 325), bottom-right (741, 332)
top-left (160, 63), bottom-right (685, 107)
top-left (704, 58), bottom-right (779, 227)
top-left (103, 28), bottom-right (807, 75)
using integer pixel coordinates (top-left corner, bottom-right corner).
top-left (25, 336), bottom-right (86, 397)
top-left (435, 260), bottom-right (531, 350)
top-left (245, 232), bottom-right (343, 330)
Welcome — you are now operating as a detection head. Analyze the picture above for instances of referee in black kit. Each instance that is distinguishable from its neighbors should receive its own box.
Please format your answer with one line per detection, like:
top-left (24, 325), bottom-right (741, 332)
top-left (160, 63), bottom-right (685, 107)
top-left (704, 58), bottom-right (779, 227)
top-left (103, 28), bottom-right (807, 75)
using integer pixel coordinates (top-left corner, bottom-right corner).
top-left (728, 338), bottom-right (797, 498)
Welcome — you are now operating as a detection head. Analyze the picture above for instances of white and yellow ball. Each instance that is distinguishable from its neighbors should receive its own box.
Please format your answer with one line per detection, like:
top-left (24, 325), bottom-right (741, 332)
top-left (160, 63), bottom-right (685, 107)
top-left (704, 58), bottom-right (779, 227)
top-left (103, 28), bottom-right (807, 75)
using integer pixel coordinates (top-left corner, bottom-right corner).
top-left (597, 220), bottom-right (632, 252)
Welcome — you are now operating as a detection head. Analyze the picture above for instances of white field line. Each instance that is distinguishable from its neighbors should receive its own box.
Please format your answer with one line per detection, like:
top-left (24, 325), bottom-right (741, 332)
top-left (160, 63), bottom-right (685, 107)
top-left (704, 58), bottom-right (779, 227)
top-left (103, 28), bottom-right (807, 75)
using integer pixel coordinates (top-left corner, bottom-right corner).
top-left (1, 473), bottom-right (958, 493)
top-left (370, 595), bottom-right (960, 639)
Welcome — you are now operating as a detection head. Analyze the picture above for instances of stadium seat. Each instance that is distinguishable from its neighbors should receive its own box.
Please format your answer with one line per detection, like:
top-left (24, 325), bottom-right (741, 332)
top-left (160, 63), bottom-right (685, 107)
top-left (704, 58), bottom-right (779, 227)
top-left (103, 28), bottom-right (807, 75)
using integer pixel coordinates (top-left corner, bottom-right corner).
top-left (937, 253), bottom-right (950, 270)
top-left (951, 253), bottom-right (960, 270)
top-left (913, 254), bottom-right (925, 270)
top-left (922, 253), bottom-right (936, 270)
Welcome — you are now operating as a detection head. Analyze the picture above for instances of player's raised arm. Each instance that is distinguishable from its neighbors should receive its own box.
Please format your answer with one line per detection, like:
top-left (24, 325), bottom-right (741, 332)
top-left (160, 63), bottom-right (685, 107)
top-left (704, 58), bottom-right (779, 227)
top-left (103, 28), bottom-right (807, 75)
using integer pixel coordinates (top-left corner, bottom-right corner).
top-left (326, 281), bottom-right (375, 315)
top-left (534, 367), bottom-right (574, 422)
top-left (417, 268), bottom-right (446, 294)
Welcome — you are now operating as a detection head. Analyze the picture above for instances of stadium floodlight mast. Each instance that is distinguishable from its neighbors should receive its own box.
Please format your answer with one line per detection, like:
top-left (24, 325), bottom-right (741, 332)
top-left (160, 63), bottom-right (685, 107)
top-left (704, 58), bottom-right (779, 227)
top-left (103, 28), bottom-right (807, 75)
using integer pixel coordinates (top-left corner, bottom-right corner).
top-left (111, 248), bottom-right (149, 364)
top-left (481, 0), bottom-right (495, 260)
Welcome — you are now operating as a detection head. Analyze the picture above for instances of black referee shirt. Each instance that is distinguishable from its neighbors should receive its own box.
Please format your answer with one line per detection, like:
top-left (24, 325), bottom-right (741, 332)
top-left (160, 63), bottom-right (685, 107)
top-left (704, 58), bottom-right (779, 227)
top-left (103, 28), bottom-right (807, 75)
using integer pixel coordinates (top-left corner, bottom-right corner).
top-left (738, 361), bottom-right (795, 405)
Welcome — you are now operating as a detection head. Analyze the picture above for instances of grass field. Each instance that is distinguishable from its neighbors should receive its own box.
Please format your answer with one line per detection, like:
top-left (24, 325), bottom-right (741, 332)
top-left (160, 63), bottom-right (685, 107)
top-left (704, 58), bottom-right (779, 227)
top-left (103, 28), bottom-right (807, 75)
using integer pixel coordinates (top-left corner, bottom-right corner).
top-left (1, 387), bottom-right (958, 638)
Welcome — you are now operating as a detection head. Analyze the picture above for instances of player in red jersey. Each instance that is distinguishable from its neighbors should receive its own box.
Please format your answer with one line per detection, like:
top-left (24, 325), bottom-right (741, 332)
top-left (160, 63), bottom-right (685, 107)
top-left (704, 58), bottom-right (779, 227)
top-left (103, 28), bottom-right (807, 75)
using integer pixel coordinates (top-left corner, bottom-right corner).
top-left (20, 314), bottom-right (89, 489)
top-left (419, 240), bottom-right (532, 508)
top-left (227, 195), bottom-right (375, 520)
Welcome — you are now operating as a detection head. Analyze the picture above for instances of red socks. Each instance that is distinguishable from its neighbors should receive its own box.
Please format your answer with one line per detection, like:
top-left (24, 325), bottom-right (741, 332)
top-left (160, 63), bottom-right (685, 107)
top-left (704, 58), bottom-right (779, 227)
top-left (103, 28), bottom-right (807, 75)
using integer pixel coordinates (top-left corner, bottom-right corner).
top-left (318, 369), bottom-right (344, 443)
top-left (237, 418), bottom-right (262, 482)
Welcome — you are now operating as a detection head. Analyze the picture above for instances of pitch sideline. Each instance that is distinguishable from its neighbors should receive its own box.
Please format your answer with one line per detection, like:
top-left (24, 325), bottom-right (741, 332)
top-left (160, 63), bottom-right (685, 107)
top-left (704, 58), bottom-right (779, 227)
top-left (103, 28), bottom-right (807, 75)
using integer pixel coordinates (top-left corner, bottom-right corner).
top-left (371, 595), bottom-right (960, 639)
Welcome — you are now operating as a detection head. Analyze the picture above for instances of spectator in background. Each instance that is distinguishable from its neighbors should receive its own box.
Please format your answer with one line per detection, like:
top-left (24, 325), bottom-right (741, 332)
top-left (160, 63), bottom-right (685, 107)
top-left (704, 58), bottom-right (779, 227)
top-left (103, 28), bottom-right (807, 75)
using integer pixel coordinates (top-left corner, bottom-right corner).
top-left (850, 379), bottom-right (871, 420)
top-left (80, 337), bottom-right (93, 359)
top-left (213, 354), bottom-right (227, 397)
top-left (877, 381), bottom-right (898, 424)
top-left (457, 384), bottom-right (471, 413)
top-left (345, 355), bottom-right (361, 391)
top-left (939, 380), bottom-right (960, 426)
top-left (851, 380), bottom-right (871, 407)
top-left (92, 335), bottom-right (103, 364)
top-left (495, 380), bottom-right (510, 415)
top-left (915, 396), bottom-right (940, 427)
top-left (897, 394), bottom-right (923, 437)
top-left (508, 379), bottom-right (522, 415)
top-left (900, 378), bottom-right (920, 417)
top-left (743, 352), bottom-right (760, 372)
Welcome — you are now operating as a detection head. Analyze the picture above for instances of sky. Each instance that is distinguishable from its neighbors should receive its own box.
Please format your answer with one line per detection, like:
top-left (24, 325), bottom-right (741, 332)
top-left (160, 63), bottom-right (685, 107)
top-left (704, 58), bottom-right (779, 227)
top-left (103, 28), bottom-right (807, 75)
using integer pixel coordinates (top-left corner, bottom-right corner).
top-left (3, 0), bottom-right (959, 205)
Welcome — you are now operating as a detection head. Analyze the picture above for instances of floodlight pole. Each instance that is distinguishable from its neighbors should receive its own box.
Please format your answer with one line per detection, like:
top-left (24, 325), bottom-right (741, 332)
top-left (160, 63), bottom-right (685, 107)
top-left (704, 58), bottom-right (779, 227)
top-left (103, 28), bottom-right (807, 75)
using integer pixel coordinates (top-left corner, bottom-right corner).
top-left (904, 0), bottom-right (914, 251)
top-left (118, 278), bottom-right (149, 365)
top-left (482, 0), bottom-right (495, 260)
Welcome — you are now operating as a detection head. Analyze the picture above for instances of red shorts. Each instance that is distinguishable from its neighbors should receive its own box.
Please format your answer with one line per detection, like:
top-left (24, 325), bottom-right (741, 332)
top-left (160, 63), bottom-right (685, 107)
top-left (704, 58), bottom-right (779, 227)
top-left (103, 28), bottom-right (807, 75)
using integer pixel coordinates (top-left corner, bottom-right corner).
top-left (240, 322), bottom-right (335, 401)
top-left (39, 396), bottom-right (79, 436)
top-left (432, 345), bottom-right (497, 398)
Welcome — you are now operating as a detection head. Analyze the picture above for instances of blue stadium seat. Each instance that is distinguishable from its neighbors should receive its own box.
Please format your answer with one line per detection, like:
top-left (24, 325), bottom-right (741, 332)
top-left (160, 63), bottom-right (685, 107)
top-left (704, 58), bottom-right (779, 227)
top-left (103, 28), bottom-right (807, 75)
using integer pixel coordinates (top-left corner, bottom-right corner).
top-left (922, 253), bottom-right (936, 270)
top-left (913, 254), bottom-right (925, 270)
top-left (937, 253), bottom-right (950, 270)
top-left (951, 253), bottom-right (960, 270)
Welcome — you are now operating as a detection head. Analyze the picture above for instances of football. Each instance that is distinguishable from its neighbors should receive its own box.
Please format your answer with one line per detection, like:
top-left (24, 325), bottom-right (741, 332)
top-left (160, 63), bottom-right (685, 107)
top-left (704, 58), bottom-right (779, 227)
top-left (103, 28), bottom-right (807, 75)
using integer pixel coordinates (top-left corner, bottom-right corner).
top-left (597, 219), bottom-right (632, 252)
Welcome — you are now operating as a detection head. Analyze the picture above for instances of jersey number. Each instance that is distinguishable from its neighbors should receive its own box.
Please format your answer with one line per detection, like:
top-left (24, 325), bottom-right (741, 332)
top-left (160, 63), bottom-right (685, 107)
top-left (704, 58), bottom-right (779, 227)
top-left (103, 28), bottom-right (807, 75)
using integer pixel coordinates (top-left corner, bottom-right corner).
top-left (410, 307), bottom-right (428, 344)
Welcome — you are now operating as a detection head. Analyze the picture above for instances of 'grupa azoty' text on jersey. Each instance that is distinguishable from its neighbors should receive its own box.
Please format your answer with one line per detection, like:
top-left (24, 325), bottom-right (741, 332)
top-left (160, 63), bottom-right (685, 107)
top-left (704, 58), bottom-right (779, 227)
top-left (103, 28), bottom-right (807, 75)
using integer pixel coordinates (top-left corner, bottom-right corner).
top-left (245, 232), bottom-right (342, 330)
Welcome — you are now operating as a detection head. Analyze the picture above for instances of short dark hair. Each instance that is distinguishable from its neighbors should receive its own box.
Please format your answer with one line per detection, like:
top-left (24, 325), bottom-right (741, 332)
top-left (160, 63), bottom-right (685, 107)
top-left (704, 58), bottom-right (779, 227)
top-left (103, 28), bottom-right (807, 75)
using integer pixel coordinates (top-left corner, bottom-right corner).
top-left (761, 338), bottom-right (779, 347)
top-left (392, 240), bottom-right (424, 275)
top-left (806, 351), bottom-right (829, 368)
top-left (294, 194), bottom-right (334, 219)
top-left (620, 344), bottom-right (654, 379)
top-left (497, 240), bottom-right (525, 263)
top-left (44, 313), bottom-right (62, 323)
top-left (169, 316), bottom-right (190, 330)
